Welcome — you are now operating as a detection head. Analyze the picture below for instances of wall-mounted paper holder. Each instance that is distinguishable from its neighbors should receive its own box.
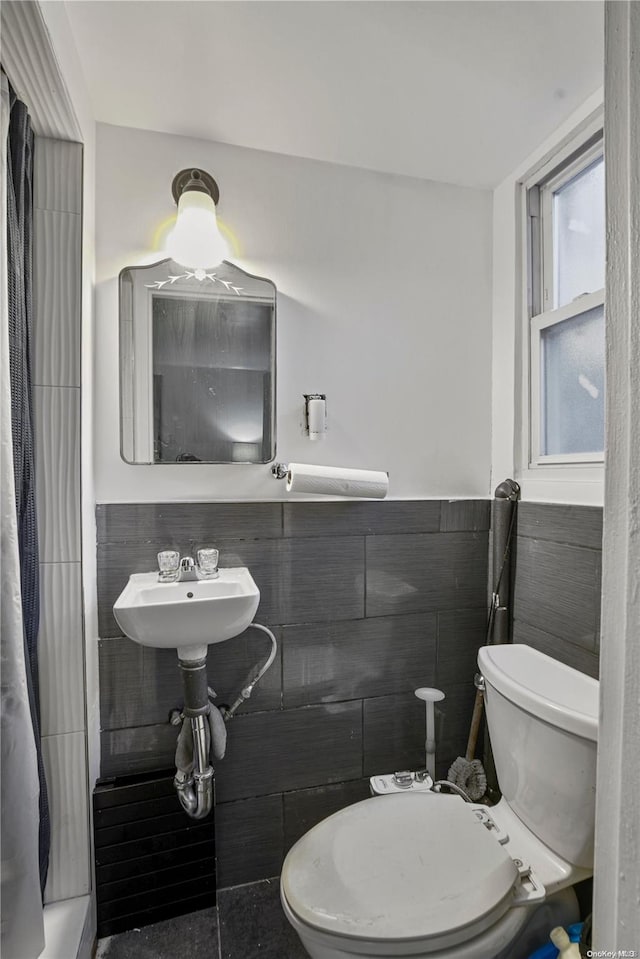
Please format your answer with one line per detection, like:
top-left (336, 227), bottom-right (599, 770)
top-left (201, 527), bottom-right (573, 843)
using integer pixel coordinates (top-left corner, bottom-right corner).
top-left (270, 462), bottom-right (389, 497)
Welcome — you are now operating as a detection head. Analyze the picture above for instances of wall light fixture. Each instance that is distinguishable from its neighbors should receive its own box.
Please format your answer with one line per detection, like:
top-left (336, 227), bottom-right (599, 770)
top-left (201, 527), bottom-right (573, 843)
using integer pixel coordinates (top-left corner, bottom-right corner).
top-left (165, 168), bottom-right (229, 270)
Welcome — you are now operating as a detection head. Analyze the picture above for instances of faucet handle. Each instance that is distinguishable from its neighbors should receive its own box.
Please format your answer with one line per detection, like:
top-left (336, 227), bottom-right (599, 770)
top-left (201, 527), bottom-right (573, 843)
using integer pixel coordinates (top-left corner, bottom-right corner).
top-left (157, 549), bottom-right (180, 582)
top-left (196, 547), bottom-right (219, 578)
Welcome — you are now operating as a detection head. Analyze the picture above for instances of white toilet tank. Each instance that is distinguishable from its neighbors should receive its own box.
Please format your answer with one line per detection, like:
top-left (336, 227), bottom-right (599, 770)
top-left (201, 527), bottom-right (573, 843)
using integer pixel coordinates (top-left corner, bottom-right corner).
top-left (478, 644), bottom-right (598, 870)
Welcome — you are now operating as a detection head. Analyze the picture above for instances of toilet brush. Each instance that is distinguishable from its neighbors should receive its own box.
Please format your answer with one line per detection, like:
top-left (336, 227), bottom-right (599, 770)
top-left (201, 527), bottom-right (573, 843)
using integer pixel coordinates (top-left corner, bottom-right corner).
top-left (447, 679), bottom-right (487, 801)
top-left (414, 688), bottom-right (445, 780)
top-left (447, 480), bottom-right (520, 802)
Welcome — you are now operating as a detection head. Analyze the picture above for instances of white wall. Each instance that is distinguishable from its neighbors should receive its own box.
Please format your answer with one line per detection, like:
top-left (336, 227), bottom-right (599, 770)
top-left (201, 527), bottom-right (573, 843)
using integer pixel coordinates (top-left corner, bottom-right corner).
top-left (491, 88), bottom-right (604, 504)
top-left (594, 1), bottom-right (640, 944)
top-left (95, 123), bottom-right (493, 503)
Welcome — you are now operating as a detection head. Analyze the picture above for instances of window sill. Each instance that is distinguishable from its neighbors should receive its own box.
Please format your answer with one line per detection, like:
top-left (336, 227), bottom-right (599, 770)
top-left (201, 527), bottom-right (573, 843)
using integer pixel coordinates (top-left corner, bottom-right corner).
top-left (515, 464), bottom-right (604, 506)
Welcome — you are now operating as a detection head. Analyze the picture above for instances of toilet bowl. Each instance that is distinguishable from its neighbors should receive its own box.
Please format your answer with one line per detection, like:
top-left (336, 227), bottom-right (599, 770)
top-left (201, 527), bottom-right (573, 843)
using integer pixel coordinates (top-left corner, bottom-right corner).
top-left (280, 645), bottom-right (598, 959)
top-left (280, 793), bottom-right (582, 958)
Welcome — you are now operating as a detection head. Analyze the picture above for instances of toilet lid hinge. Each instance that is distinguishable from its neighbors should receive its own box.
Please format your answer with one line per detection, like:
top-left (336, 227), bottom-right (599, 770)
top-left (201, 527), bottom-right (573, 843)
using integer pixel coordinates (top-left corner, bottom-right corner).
top-left (510, 858), bottom-right (546, 906)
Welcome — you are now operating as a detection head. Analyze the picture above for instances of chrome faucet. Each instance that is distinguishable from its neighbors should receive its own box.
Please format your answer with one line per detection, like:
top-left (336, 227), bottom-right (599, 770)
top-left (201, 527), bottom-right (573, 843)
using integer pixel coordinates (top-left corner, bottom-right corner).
top-left (157, 548), bottom-right (219, 583)
top-left (179, 556), bottom-right (198, 581)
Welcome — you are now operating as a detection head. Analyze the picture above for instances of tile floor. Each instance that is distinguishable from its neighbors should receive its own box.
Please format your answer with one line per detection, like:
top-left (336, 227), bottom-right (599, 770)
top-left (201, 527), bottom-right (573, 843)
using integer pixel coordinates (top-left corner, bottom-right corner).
top-left (95, 878), bottom-right (308, 959)
top-left (95, 906), bottom-right (219, 959)
top-left (218, 878), bottom-right (308, 959)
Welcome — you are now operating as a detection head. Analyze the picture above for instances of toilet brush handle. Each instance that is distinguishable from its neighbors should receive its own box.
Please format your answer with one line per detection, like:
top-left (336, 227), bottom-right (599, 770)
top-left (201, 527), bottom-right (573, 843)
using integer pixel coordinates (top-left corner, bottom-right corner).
top-left (465, 688), bottom-right (484, 762)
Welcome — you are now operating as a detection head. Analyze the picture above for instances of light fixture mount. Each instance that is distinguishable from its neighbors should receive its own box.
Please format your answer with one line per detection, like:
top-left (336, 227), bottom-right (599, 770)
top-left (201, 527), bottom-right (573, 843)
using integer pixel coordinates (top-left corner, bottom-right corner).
top-left (171, 168), bottom-right (220, 206)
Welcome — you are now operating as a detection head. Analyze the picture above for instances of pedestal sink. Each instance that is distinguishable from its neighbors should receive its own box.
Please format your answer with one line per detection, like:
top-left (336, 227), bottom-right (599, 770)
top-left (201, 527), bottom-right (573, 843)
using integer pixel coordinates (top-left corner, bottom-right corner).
top-left (113, 567), bottom-right (260, 661)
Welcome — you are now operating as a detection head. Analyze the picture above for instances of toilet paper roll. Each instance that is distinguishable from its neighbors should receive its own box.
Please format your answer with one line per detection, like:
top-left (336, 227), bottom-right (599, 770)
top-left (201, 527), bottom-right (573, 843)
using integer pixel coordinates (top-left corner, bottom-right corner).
top-left (286, 463), bottom-right (389, 499)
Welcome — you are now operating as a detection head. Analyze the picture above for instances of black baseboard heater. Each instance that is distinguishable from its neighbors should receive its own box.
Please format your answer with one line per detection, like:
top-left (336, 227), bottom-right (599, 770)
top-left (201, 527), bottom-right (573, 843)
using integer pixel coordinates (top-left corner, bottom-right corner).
top-left (94, 769), bottom-right (216, 938)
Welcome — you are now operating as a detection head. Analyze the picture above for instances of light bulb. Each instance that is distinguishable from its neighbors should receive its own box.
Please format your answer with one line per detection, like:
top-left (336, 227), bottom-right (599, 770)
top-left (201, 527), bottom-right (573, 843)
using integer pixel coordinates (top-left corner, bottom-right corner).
top-left (165, 189), bottom-right (228, 270)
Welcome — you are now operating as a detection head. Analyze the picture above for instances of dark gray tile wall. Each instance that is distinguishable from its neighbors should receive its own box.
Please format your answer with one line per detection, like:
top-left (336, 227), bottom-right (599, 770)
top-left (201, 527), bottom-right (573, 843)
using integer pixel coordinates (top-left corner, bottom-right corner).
top-left (97, 499), bottom-right (489, 887)
top-left (515, 502), bottom-right (603, 550)
top-left (96, 498), bottom-right (603, 890)
top-left (512, 502), bottom-right (602, 678)
top-left (366, 532), bottom-right (487, 617)
top-left (215, 795), bottom-right (284, 889)
top-left (281, 613), bottom-right (437, 706)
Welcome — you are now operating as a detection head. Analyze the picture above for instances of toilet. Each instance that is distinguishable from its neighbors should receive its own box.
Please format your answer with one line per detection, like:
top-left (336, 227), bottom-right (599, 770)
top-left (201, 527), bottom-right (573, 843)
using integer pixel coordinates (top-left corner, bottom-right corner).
top-left (280, 644), bottom-right (598, 959)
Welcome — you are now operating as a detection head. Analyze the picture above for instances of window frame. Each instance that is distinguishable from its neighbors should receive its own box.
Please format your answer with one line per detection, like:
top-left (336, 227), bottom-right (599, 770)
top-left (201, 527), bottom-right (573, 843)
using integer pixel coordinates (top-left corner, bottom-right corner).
top-left (519, 117), bottom-right (605, 478)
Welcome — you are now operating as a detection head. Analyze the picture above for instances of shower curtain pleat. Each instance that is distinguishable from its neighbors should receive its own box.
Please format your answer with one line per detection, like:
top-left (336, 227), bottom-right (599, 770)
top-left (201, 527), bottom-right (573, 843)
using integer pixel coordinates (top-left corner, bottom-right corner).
top-left (6, 78), bottom-right (51, 899)
top-left (1, 68), bottom-right (47, 959)
top-left (1, 71), bottom-right (46, 959)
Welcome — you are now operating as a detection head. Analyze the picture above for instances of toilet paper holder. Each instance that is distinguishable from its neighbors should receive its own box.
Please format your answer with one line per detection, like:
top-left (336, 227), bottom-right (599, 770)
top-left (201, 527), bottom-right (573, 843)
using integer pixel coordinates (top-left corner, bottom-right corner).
top-left (270, 462), bottom-right (389, 499)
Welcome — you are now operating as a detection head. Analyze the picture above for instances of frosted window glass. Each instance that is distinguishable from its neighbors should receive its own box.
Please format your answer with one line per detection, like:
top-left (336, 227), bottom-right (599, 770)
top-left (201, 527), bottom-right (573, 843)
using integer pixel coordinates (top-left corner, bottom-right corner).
top-left (553, 157), bottom-right (605, 307)
top-left (553, 157), bottom-right (605, 308)
top-left (541, 305), bottom-right (604, 456)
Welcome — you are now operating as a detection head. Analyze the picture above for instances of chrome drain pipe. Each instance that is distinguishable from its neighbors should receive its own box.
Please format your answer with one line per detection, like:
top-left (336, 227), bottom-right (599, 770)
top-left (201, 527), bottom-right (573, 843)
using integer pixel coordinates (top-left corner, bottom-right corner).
top-left (175, 656), bottom-right (214, 820)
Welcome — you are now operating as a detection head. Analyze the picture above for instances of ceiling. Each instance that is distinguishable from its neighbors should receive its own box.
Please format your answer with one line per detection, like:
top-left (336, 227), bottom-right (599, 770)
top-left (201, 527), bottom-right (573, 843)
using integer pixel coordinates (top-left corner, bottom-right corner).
top-left (65, 0), bottom-right (603, 189)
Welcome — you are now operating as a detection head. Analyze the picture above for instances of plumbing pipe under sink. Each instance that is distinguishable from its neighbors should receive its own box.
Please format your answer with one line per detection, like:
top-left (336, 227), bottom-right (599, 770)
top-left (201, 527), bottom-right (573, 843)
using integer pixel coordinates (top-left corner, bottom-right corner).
top-left (173, 622), bottom-right (278, 818)
top-left (220, 623), bottom-right (278, 721)
top-left (174, 653), bottom-right (215, 820)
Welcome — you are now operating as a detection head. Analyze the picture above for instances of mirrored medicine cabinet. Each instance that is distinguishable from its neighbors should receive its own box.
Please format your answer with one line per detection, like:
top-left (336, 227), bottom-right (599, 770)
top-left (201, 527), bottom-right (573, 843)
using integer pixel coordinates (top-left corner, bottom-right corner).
top-left (119, 259), bottom-right (276, 464)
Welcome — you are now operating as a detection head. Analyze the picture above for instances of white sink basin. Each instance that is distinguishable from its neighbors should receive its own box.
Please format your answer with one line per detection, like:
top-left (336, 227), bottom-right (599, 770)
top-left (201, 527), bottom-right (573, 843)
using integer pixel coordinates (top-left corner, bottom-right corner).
top-left (113, 567), bottom-right (260, 659)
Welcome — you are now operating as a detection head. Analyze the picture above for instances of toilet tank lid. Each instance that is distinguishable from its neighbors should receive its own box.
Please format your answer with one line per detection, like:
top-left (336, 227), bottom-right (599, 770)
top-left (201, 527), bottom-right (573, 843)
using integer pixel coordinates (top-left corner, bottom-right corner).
top-left (478, 644), bottom-right (598, 742)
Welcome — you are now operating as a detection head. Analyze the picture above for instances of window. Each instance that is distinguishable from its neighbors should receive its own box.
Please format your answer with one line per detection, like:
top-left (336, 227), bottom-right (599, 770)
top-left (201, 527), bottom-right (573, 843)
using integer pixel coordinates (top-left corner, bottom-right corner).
top-left (526, 133), bottom-right (605, 467)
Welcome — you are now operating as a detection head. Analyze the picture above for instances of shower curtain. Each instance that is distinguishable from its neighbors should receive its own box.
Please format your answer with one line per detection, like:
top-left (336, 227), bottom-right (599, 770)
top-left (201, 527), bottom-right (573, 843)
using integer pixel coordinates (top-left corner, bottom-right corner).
top-left (1, 71), bottom-right (46, 958)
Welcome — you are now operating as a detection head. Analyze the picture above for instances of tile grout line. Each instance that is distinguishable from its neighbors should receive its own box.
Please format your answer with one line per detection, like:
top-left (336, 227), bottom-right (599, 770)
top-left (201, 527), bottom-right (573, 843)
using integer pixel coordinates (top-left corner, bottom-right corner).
top-left (363, 534), bottom-right (367, 618)
top-left (516, 531), bottom-right (603, 552)
top-left (360, 698), bottom-right (365, 778)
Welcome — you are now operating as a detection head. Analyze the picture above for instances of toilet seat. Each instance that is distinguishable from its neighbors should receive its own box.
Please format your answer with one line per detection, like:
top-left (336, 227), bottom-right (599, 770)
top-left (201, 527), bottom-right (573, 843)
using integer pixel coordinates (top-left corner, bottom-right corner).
top-left (281, 793), bottom-right (539, 953)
